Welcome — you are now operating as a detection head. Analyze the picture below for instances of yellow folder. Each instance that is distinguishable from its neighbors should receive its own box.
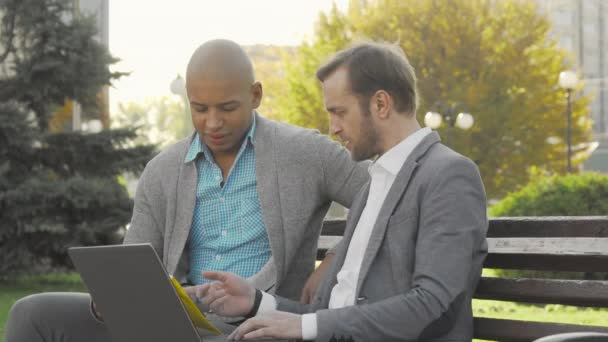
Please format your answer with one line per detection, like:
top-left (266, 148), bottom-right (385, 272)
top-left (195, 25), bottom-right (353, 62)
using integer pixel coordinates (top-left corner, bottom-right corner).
top-left (170, 277), bottom-right (222, 335)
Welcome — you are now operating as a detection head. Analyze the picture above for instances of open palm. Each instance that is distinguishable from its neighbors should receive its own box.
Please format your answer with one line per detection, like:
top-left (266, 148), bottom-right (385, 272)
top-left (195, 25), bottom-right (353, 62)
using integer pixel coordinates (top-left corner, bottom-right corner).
top-left (196, 271), bottom-right (256, 317)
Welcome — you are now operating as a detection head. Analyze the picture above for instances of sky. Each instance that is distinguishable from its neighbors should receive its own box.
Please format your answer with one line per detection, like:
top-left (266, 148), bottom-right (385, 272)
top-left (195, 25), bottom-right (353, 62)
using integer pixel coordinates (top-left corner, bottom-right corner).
top-left (108, 0), bottom-right (349, 113)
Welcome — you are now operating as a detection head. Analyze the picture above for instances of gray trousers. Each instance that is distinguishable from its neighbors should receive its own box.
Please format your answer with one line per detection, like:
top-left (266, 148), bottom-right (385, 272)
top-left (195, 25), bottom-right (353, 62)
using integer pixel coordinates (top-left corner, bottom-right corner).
top-left (4, 292), bottom-right (243, 342)
top-left (4, 292), bottom-right (110, 342)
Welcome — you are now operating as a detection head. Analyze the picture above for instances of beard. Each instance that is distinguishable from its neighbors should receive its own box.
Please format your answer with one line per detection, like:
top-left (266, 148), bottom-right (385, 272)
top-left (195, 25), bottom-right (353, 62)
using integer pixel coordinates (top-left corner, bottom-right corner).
top-left (350, 112), bottom-right (380, 161)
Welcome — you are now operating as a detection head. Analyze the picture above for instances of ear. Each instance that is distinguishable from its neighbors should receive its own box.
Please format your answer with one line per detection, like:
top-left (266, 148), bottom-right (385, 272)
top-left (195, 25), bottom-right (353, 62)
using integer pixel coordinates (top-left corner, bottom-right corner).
top-left (251, 81), bottom-right (263, 109)
top-left (371, 90), bottom-right (392, 119)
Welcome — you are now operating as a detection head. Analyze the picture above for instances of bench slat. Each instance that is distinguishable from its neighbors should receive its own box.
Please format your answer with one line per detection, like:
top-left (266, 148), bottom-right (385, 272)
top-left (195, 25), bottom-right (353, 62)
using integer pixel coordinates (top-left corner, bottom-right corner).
top-left (485, 253), bottom-right (608, 272)
top-left (488, 217), bottom-right (608, 238)
top-left (321, 220), bottom-right (347, 236)
top-left (474, 317), bottom-right (608, 342)
top-left (475, 277), bottom-right (608, 307)
top-left (322, 217), bottom-right (608, 238)
top-left (488, 237), bottom-right (608, 255)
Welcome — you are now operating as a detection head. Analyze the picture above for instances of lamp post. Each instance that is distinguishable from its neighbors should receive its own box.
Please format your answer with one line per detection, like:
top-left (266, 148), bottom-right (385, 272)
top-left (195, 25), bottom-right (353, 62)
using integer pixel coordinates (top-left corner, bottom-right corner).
top-left (170, 74), bottom-right (187, 98)
top-left (558, 70), bottom-right (579, 173)
top-left (424, 102), bottom-right (474, 146)
top-left (170, 74), bottom-right (190, 119)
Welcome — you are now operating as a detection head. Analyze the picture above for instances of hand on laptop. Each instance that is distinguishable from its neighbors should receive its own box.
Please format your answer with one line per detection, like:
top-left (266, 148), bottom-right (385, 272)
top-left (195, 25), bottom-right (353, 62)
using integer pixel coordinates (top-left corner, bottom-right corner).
top-left (185, 271), bottom-right (255, 317)
top-left (228, 311), bottom-right (303, 340)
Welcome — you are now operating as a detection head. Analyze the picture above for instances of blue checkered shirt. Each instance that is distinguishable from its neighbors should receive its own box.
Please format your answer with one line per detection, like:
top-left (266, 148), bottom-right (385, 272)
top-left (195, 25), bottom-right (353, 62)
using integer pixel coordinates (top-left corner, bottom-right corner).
top-left (184, 116), bottom-right (271, 285)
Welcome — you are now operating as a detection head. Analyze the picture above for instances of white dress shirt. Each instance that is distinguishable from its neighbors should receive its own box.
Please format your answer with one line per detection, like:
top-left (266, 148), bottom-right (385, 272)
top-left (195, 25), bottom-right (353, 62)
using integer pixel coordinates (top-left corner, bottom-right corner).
top-left (258, 128), bottom-right (433, 340)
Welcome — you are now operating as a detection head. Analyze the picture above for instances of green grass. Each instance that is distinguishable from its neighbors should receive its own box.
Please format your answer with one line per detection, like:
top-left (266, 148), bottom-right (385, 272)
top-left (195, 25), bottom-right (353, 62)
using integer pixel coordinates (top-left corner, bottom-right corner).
top-left (1, 272), bottom-right (607, 342)
top-left (472, 269), bottom-right (608, 341)
top-left (472, 300), bottom-right (608, 342)
top-left (0, 273), bottom-right (85, 342)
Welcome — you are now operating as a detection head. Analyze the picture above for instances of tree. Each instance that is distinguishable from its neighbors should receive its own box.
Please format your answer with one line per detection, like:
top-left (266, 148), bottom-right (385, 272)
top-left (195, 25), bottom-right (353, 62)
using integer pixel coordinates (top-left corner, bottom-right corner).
top-left (0, 0), bottom-right (156, 277)
top-left (112, 96), bottom-right (192, 148)
top-left (0, 0), bottom-right (125, 130)
top-left (274, 0), bottom-right (591, 199)
top-left (244, 45), bottom-right (296, 121)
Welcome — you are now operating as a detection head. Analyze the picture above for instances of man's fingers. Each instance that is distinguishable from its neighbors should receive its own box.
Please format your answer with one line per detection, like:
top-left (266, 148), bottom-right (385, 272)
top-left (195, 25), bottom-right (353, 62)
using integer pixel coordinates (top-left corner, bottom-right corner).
top-left (228, 318), bottom-right (265, 340)
top-left (201, 288), bottom-right (226, 306)
top-left (208, 293), bottom-right (228, 314)
top-left (183, 286), bottom-right (196, 297)
top-left (243, 327), bottom-right (271, 340)
top-left (195, 283), bottom-right (212, 299)
top-left (202, 270), bottom-right (229, 283)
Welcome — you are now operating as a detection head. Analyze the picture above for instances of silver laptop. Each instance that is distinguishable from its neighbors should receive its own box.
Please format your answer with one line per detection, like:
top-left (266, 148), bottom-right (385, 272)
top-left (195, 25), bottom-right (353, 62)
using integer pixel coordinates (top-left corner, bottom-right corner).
top-left (69, 243), bottom-right (218, 342)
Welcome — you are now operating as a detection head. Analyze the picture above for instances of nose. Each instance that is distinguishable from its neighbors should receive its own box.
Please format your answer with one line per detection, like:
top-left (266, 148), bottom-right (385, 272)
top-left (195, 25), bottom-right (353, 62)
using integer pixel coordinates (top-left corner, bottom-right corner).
top-left (329, 117), bottom-right (341, 136)
top-left (206, 110), bottom-right (223, 131)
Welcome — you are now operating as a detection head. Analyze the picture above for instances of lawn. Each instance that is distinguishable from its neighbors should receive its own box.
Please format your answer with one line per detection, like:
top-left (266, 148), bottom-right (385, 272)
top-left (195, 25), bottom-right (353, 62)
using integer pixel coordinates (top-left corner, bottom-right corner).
top-left (1, 273), bottom-right (607, 342)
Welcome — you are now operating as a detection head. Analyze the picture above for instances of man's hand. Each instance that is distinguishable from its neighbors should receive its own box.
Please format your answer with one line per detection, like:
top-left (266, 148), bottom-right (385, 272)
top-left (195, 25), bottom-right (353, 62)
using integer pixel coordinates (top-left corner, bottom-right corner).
top-left (91, 301), bottom-right (103, 321)
top-left (228, 311), bottom-right (302, 340)
top-left (191, 271), bottom-right (256, 317)
top-left (301, 253), bottom-right (335, 304)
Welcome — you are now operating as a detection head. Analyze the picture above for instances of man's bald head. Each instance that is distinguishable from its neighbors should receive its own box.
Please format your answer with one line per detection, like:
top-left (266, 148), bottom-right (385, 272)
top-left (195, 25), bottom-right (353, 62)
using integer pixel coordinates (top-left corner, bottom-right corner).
top-left (185, 40), bottom-right (263, 159)
top-left (186, 39), bottom-right (255, 86)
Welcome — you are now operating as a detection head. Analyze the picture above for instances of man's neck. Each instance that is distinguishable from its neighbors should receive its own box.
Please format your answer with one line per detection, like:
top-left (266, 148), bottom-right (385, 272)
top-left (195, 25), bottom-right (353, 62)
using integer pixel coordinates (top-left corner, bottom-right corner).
top-left (378, 117), bottom-right (421, 155)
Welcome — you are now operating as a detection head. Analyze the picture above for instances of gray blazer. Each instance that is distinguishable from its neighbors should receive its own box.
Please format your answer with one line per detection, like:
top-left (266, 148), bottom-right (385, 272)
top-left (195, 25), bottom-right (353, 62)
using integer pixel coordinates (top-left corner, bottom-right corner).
top-left (277, 132), bottom-right (488, 341)
top-left (123, 114), bottom-right (369, 300)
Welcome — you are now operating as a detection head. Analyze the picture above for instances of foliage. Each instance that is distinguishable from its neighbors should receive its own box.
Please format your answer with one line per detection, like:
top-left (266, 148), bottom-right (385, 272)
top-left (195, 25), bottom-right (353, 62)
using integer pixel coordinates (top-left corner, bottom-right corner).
top-left (112, 96), bottom-right (191, 147)
top-left (0, 0), bottom-right (127, 129)
top-left (273, 0), bottom-right (592, 198)
top-left (0, 0), bottom-right (156, 277)
top-left (490, 172), bottom-right (608, 216)
top-left (244, 45), bottom-right (296, 121)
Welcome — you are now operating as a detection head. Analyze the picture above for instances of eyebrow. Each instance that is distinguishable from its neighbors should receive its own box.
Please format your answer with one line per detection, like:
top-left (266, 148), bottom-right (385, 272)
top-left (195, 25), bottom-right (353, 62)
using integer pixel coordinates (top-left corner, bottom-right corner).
top-left (326, 106), bottom-right (345, 113)
top-left (189, 100), bottom-right (240, 107)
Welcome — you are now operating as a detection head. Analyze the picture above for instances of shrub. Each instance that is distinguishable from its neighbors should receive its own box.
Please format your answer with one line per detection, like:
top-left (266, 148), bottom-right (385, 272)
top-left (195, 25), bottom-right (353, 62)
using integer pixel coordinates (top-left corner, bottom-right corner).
top-left (491, 173), bottom-right (608, 217)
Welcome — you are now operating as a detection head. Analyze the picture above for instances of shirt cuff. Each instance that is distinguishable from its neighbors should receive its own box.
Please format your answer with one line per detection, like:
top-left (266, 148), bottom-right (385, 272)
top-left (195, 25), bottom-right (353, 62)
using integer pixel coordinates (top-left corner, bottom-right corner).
top-left (256, 291), bottom-right (277, 314)
top-left (301, 313), bottom-right (318, 340)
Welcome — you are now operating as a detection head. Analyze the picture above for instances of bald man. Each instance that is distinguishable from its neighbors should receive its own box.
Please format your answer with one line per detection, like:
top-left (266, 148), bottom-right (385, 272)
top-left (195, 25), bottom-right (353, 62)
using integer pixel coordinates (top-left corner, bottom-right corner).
top-left (4, 40), bottom-right (368, 341)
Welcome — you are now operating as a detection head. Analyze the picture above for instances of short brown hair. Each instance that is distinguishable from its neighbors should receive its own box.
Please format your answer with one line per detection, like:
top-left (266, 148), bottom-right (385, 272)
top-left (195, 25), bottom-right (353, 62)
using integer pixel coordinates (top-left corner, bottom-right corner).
top-left (316, 42), bottom-right (418, 116)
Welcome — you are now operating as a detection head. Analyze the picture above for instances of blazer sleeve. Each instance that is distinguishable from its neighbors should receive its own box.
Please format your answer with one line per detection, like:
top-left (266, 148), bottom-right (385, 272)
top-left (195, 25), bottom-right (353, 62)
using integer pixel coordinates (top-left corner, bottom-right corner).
top-left (275, 295), bottom-right (314, 315)
top-left (122, 162), bottom-right (164, 256)
top-left (314, 156), bottom-right (487, 342)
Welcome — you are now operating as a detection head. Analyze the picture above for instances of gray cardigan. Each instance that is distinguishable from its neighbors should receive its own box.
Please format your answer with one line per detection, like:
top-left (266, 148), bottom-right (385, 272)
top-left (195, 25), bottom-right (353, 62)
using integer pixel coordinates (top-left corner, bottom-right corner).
top-left (123, 114), bottom-right (369, 300)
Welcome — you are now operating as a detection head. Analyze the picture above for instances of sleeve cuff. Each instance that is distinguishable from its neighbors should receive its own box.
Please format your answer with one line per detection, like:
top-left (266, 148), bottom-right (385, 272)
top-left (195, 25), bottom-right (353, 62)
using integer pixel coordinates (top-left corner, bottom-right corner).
top-left (256, 291), bottom-right (277, 314)
top-left (301, 313), bottom-right (318, 340)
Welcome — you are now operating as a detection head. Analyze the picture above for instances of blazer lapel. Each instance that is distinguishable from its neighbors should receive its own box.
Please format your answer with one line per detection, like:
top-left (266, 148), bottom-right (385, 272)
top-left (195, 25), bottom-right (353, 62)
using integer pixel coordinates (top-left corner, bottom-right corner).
top-left (167, 135), bottom-right (198, 273)
top-left (253, 114), bottom-right (286, 286)
top-left (317, 182), bottom-right (370, 309)
top-left (355, 132), bottom-right (441, 295)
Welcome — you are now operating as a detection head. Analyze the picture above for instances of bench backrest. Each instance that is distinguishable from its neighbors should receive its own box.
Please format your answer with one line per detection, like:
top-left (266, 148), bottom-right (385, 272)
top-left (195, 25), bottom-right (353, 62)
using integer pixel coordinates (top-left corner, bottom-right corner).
top-left (318, 216), bottom-right (608, 342)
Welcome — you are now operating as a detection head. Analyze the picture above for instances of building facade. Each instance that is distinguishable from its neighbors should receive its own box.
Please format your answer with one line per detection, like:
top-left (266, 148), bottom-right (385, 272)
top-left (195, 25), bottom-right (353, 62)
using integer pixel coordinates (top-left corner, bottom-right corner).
top-left (536, 0), bottom-right (608, 171)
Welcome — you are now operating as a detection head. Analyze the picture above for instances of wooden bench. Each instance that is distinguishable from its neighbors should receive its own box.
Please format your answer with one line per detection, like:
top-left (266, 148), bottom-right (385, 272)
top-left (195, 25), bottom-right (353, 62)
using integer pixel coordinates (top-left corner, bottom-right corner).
top-left (318, 216), bottom-right (608, 342)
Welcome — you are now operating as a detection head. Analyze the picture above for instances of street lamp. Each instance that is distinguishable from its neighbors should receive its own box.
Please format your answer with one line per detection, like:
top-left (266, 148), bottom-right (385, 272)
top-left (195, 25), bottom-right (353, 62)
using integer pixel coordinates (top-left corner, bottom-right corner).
top-left (170, 74), bottom-right (190, 113)
top-left (170, 74), bottom-right (187, 97)
top-left (424, 102), bottom-right (474, 146)
top-left (558, 70), bottom-right (579, 173)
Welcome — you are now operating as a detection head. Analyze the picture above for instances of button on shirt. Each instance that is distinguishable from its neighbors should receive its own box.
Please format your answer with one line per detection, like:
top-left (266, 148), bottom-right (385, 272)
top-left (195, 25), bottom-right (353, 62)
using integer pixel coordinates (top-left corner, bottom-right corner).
top-left (184, 115), bottom-right (271, 285)
top-left (300, 127), bottom-right (432, 340)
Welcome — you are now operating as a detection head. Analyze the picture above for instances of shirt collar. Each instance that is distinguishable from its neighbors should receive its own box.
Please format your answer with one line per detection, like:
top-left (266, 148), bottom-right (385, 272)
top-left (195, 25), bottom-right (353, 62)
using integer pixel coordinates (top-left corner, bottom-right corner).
top-left (371, 127), bottom-right (432, 176)
top-left (184, 112), bottom-right (256, 163)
